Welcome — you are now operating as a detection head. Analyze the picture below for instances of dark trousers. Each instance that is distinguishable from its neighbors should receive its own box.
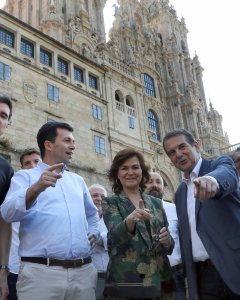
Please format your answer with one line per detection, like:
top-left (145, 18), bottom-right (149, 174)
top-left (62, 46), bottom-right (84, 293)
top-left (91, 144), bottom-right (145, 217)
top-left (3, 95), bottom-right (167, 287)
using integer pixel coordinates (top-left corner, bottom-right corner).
top-left (197, 263), bottom-right (240, 300)
top-left (7, 272), bottom-right (18, 300)
top-left (172, 268), bottom-right (186, 300)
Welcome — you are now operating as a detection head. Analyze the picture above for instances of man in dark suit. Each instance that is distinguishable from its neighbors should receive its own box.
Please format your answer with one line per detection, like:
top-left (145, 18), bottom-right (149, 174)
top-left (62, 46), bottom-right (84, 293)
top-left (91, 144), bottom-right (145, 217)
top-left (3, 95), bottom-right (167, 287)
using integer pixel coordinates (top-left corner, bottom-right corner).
top-left (0, 96), bottom-right (14, 300)
top-left (163, 129), bottom-right (240, 300)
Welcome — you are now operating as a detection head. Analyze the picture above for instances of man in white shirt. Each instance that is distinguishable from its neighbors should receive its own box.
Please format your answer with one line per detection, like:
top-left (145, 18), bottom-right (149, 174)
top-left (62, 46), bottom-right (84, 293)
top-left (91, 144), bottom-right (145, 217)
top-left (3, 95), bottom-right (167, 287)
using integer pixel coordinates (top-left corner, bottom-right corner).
top-left (8, 148), bottom-right (41, 300)
top-left (1, 122), bottom-right (99, 300)
top-left (89, 184), bottom-right (109, 300)
top-left (145, 172), bottom-right (186, 300)
top-left (163, 128), bottom-right (240, 300)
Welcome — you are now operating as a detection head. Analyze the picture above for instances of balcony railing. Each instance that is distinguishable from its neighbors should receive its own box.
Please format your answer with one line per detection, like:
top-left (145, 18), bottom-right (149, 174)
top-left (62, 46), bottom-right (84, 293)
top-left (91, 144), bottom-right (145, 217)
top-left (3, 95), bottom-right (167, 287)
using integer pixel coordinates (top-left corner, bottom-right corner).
top-left (220, 143), bottom-right (240, 155)
top-left (115, 101), bottom-right (125, 112)
top-left (126, 105), bottom-right (135, 117)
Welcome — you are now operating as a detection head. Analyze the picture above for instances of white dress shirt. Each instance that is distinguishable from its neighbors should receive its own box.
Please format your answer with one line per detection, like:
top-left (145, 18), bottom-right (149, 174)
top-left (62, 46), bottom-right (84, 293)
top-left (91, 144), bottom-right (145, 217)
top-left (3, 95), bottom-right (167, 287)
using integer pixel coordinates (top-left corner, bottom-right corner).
top-left (162, 200), bottom-right (182, 267)
top-left (91, 217), bottom-right (109, 272)
top-left (183, 157), bottom-right (209, 262)
top-left (1, 162), bottom-right (99, 259)
top-left (9, 222), bottom-right (20, 274)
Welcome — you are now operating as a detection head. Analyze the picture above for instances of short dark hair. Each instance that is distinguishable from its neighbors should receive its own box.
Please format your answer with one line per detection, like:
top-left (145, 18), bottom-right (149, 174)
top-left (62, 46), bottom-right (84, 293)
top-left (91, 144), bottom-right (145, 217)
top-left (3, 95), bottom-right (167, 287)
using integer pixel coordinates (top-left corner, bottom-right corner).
top-left (0, 96), bottom-right (12, 120)
top-left (20, 148), bottom-right (40, 167)
top-left (37, 122), bottom-right (73, 158)
top-left (163, 129), bottom-right (196, 152)
top-left (232, 147), bottom-right (240, 163)
top-left (108, 148), bottom-right (150, 194)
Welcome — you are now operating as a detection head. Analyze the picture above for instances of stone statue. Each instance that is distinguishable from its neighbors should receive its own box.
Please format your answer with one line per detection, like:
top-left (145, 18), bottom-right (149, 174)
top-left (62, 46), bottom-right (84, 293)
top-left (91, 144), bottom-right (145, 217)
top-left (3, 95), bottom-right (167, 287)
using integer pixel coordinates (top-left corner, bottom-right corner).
top-left (69, 16), bottom-right (82, 33)
top-left (112, 4), bottom-right (121, 17)
top-left (82, 43), bottom-right (92, 59)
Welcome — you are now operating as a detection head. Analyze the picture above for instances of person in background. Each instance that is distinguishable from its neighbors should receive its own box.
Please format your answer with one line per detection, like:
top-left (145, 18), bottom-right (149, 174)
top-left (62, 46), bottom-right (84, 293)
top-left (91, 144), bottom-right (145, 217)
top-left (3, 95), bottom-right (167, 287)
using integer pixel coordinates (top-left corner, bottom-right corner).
top-left (102, 148), bottom-right (174, 300)
top-left (163, 128), bottom-right (240, 299)
top-left (89, 184), bottom-right (109, 300)
top-left (1, 122), bottom-right (99, 300)
top-left (232, 147), bottom-right (240, 175)
top-left (145, 172), bottom-right (186, 300)
top-left (0, 96), bottom-right (14, 300)
top-left (7, 148), bottom-right (41, 300)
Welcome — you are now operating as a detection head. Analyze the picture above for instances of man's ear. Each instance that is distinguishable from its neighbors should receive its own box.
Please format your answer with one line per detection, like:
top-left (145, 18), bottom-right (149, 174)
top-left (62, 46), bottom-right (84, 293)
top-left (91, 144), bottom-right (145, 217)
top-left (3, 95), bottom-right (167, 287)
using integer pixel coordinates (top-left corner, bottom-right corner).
top-left (44, 140), bottom-right (52, 152)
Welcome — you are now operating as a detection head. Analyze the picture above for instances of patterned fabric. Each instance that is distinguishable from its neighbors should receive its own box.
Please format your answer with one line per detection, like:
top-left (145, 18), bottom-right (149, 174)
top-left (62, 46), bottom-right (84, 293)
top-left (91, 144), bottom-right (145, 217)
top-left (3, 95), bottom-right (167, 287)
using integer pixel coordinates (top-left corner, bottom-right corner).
top-left (102, 193), bottom-right (174, 299)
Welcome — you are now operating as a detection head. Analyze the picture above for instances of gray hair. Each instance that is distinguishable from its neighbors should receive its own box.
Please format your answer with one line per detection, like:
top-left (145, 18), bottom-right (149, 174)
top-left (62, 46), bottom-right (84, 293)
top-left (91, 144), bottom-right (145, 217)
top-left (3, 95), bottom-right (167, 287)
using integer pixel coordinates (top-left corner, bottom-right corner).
top-left (88, 184), bottom-right (107, 197)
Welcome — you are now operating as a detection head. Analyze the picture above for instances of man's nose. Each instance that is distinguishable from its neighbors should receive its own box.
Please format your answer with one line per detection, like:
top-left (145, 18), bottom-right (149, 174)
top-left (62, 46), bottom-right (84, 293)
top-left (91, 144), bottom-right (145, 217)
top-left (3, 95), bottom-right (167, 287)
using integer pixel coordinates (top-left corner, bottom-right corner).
top-left (70, 142), bottom-right (75, 149)
top-left (175, 149), bottom-right (183, 158)
top-left (30, 162), bottom-right (35, 168)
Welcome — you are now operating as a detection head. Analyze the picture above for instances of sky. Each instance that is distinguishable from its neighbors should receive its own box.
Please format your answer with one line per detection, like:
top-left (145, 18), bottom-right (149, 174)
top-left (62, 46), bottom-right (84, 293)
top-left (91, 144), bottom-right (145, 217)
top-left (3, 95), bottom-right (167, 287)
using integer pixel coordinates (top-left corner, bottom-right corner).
top-left (0, 0), bottom-right (239, 145)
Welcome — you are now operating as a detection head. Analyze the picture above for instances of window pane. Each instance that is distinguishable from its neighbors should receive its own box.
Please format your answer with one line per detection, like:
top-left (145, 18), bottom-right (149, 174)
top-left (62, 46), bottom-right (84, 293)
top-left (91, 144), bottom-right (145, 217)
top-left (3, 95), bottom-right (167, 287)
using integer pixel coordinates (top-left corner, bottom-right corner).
top-left (0, 27), bottom-right (14, 48)
top-left (92, 104), bottom-right (102, 120)
top-left (144, 73), bottom-right (155, 97)
top-left (58, 58), bottom-right (68, 75)
top-left (74, 66), bottom-right (84, 82)
top-left (21, 39), bottom-right (34, 58)
top-left (0, 62), bottom-right (11, 81)
top-left (94, 136), bottom-right (106, 155)
top-left (5, 65), bottom-right (11, 81)
top-left (89, 74), bottom-right (98, 90)
top-left (40, 48), bottom-right (52, 66)
top-left (148, 110), bottom-right (160, 141)
top-left (0, 63), bottom-right (4, 80)
top-left (128, 116), bottom-right (135, 129)
top-left (47, 84), bottom-right (59, 102)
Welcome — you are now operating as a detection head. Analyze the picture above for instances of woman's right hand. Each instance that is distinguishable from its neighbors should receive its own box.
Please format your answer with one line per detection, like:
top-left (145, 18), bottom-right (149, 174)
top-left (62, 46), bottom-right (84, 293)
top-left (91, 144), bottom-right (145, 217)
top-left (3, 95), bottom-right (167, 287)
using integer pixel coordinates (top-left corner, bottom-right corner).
top-left (125, 200), bottom-right (152, 233)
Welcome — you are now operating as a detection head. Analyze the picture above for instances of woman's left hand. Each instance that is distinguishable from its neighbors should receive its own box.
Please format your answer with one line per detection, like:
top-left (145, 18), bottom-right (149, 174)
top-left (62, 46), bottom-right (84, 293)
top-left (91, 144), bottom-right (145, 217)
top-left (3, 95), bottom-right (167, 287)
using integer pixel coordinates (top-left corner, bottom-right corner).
top-left (159, 227), bottom-right (172, 249)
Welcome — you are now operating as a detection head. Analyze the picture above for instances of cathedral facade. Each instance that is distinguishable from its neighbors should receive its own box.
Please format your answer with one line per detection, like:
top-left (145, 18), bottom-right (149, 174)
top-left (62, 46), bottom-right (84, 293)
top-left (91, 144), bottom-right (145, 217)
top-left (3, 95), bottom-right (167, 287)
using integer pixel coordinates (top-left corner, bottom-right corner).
top-left (0, 0), bottom-right (229, 199)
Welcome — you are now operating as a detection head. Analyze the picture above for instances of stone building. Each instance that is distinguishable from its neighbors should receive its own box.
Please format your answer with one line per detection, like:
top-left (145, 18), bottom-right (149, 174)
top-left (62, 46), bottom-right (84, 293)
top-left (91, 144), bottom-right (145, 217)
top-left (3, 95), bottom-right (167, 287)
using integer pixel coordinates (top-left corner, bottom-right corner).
top-left (0, 0), bottom-right (229, 200)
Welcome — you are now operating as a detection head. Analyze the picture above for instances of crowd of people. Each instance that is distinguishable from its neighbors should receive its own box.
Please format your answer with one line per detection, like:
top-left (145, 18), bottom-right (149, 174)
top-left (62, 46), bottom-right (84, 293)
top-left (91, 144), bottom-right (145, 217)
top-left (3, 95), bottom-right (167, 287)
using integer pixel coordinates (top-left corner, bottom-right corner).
top-left (0, 95), bottom-right (240, 300)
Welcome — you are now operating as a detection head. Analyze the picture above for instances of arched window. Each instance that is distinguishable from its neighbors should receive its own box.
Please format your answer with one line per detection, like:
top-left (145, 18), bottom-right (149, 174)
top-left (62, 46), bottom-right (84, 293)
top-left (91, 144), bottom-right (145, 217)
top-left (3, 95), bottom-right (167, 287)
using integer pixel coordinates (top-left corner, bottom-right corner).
top-left (126, 95), bottom-right (134, 107)
top-left (148, 110), bottom-right (160, 141)
top-left (144, 73), bottom-right (156, 97)
top-left (115, 90), bottom-right (124, 112)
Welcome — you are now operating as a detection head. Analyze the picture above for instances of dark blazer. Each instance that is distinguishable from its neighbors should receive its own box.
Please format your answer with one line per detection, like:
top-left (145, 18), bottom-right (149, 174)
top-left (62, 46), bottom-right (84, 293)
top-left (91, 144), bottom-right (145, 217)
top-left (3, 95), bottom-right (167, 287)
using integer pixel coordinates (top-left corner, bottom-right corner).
top-left (175, 156), bottom-right (240, 299)
top-left (0, 155), bottom-right (14, 204)
top-left (102, 192), bottom-right (174, 298)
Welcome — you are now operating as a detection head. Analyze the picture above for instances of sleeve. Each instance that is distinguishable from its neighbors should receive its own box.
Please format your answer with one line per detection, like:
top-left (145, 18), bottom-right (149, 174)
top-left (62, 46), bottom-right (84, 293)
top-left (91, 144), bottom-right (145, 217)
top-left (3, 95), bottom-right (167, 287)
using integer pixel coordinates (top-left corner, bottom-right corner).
top-left (102, 196), bottom-right (135, 247)
top-left (0, 158), bottom-right (14, 205)
top-left (101, 231), bottom-right (108, 250)
top-left (82, 179), bottom-right (100, 240)
top-left (207, 156), bottom-right (239, 198)
top-left (1, 170), bottom-right (30, 222)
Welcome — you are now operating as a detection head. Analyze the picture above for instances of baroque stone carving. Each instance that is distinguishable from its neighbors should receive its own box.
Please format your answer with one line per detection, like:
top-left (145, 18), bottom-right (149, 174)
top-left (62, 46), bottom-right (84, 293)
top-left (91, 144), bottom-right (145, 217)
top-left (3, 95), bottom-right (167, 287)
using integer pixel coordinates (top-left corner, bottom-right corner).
top-left (23, 81), bottom-right (37, 104)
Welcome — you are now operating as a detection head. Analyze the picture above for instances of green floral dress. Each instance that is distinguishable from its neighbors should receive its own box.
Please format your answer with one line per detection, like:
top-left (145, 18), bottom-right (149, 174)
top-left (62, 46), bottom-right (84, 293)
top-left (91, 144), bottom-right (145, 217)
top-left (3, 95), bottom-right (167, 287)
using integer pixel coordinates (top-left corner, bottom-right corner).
top-left (102, 193), bottom-right (174, 299)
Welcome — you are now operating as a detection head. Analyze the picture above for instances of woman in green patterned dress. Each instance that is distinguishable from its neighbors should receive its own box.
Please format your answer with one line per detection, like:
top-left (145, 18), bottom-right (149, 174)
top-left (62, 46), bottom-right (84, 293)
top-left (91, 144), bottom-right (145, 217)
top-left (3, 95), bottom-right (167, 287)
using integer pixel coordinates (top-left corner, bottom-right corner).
top-left (102, 148), bottom-right (174, 300)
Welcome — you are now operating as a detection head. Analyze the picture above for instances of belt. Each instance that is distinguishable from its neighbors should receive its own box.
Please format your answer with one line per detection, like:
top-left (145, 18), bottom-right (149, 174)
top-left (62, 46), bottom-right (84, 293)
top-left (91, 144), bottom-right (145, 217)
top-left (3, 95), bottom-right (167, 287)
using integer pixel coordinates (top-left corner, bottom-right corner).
top-left (195, 259), bottom-right (214, 270)
top-left (21, 256), bottom-right (92, 268)
top-left (98, 272), bottom-right (106, 279)
top-left (171, 263), bottom-right (183, 272)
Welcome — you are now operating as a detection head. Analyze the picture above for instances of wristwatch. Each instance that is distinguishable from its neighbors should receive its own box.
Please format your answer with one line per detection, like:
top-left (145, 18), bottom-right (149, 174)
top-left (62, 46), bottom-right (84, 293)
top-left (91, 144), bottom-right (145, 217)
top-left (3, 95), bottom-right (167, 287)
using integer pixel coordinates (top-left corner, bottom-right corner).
top-left (0, 265), bottom-right (9, 274)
